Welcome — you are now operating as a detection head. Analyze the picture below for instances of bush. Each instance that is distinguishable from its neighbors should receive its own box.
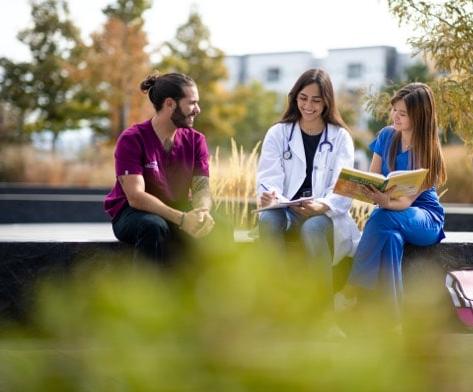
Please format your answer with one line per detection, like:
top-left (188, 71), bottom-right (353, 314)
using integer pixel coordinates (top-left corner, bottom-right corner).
top-left (442, 145), bottom-right (473, 203)
top-left (0, 143), bottom-right (115, 187)
top-left (1, 232), bottom-right (471, 390)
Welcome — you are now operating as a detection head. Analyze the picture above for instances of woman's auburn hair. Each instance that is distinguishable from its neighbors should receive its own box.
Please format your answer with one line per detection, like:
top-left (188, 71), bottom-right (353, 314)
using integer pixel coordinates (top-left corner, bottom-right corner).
top-left (388, 82), bottom-right (447, 189)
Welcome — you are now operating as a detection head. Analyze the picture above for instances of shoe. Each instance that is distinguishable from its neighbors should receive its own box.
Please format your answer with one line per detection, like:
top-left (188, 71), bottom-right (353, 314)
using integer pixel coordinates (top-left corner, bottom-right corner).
top-left (334, 292), bottom-right (357, 313)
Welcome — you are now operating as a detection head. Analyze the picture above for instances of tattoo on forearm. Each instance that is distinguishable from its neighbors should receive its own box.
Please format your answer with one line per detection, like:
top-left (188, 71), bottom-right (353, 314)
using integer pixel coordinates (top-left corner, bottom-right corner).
top-left (192, 176), bottom-right (209, 194)
top-left (191, 176), bottom-right (212, 208)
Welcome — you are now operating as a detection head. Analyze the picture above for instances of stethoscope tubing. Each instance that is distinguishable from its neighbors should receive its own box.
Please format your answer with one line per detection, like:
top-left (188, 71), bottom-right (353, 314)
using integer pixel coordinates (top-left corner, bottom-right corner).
top-left (283, 122), bottom-right (333, 160)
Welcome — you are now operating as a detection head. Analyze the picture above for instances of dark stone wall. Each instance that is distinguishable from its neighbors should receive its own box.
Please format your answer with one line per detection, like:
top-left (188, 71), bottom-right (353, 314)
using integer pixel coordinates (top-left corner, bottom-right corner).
top-left (1, 184), bottom-right (472, 228)
top-left (444, 213), bottom-right (473, 231)
top-left (0, 241), bottom-right (131, 320)
top-left (0, 200), bottom-right (110, 223)
top-left (0, 183), bottom-right (111, 223)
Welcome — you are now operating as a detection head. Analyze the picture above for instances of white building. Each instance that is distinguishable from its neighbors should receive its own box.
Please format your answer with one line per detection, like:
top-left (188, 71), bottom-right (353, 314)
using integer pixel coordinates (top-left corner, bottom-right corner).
top-left (323, 46), bottom-right (397, 93)
top-left (225, 46), bottom-right (420, 95)
top-left (225, 51), bottom-right (321, 93)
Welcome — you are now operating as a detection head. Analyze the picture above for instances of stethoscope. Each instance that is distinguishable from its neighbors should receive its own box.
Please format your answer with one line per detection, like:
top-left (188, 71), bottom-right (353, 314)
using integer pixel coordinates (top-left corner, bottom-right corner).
top-left (282, 122), bottom-right (333, 160)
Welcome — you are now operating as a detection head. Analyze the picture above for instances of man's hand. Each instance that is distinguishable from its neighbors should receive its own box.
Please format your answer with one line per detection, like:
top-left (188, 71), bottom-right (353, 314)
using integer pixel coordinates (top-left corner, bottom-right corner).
top-left (181, 208), bottom-right (215, 238)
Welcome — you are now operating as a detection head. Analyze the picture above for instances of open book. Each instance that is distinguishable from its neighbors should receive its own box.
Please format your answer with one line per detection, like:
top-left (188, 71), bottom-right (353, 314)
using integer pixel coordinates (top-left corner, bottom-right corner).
top-left (333, 167), bottom-right (428, 203)
top-left (253, 196), bottom-right (314, 213)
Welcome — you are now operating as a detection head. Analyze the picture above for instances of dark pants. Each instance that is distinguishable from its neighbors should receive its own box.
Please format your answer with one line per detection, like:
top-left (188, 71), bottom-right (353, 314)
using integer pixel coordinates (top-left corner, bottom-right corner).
top-left (112, 206), bottom-right (188, 266)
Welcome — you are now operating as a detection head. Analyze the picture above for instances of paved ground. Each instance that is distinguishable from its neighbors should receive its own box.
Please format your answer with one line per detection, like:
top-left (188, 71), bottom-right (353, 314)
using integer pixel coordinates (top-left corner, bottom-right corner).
top-left (0, 223), bottom-right (471, 243)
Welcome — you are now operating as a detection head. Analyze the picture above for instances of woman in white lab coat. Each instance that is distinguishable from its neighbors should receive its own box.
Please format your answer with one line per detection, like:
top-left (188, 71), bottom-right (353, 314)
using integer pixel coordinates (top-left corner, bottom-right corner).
top-left (256, 68), bottom-right (360, 310)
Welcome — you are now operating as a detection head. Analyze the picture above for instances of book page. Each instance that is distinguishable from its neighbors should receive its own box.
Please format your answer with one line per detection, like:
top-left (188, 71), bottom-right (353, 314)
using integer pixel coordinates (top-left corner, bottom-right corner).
top-left (387, 169), bottom-right (419, 178)
top-left (385, 168), bottom-right (428, 198)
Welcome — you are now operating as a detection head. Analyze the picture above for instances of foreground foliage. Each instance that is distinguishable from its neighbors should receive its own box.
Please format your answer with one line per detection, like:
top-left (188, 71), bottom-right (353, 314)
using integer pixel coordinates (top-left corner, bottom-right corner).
top-left (0, 231), bottom-right (469, 390)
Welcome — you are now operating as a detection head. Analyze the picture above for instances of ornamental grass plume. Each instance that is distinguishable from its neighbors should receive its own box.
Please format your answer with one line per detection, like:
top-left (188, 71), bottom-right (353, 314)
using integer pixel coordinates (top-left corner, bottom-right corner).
top-left (210, 138), bottom-right (261, 228)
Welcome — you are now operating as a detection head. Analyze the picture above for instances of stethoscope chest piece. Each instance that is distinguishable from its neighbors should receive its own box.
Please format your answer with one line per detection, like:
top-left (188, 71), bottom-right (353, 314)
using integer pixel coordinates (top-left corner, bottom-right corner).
top-left (283, 123), bottom-right (296, 160)
top-left (283, 150), bottom-right (292, 160)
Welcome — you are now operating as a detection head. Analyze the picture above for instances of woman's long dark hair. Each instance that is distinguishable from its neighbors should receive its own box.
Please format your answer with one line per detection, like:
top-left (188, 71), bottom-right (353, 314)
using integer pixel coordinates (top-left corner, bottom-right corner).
top-left (280, 68), bottom-right (348, 130)
top-left (388, 82), bottom-right (446, 188)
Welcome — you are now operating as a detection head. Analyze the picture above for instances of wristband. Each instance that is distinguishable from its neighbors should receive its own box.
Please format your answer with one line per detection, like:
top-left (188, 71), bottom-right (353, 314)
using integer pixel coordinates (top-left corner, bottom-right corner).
top-left (178, 212), bottom-right (186, 229)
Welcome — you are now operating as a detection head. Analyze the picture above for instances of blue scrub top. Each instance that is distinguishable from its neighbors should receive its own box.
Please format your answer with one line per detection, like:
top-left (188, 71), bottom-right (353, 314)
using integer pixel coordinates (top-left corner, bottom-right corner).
top-left (370, 127), bottom-right (445, 225)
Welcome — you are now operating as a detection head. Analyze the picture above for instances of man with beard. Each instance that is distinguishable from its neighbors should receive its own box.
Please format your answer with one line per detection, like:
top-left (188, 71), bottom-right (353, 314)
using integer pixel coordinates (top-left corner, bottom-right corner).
top-left (104, 73), bottom-right (215, 265)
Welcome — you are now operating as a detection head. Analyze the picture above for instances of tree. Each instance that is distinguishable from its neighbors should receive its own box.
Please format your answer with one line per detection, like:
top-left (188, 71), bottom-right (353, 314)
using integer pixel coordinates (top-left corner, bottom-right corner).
top-left (83, 0), bottom-right (153, 139)
top-left (367, 0), bottom-right (473, 150)
top-left (403, 62), bottom-right (433, 84)
top-left (0, 0), bottom-right (103, 150)
top-left (157, 8), bottom-right (239, 147)
top-left (0, 60), bottom-right (35, 143)
top-left (366, 61), bottom-right (435, 135)
top-left (231, 82), bottom-right (281, 150)
top-left (103, 0), bottom-right (151, 22)
top-left (337, 90), bottom-right (362, 129)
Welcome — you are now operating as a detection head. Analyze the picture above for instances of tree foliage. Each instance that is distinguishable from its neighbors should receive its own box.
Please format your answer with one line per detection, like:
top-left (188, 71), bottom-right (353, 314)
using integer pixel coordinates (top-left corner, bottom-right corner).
top-left (366, 61), bottom-right (434, 135)
top-left (231, 82), bottom-right (281, 150)
top-left (0, 60), bottom-right (35, 142)
top-left (368, 0), bottom-right (473, 150)
top-left (337, 90), bottom-right (362, 130)
top-left (0, 0), bottom-right (102, 148)
top-left (156, 9), bottom-right (241, 147)
top-left (103, 0), bottom-right (152, 23)
top-left (83, 0), bottom-right (153, 139)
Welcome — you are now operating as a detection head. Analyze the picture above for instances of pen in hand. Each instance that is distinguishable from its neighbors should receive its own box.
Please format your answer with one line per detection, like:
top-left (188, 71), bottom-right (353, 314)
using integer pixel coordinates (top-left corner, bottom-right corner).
top-left (260, 184), bottom-right (280, 209)
top-left (260, 183), bottom-right (270, 191)
top-left (260, 183), bottom-right (278, 198)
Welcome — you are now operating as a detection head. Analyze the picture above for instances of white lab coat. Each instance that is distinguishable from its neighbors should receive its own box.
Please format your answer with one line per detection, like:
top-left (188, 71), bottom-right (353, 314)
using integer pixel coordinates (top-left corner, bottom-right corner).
top-left (256, 122), bottom-right (361, 265)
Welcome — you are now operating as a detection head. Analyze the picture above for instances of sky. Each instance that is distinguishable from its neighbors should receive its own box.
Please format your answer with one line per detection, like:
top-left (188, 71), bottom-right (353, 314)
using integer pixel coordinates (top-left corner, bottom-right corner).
top-left (1, 0), bottom-right (416, 62)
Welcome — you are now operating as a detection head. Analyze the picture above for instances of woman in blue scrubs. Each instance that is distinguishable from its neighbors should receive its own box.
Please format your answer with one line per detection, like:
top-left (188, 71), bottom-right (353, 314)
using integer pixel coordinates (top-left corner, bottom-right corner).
top-left (339, 83), bottom-right (447, 316)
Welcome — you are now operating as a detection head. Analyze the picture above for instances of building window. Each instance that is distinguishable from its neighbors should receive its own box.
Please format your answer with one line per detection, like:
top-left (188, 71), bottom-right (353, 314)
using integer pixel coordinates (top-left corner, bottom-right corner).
top-left (266, 67), bottom-right (280, 82)
top-left (347, 63), bottom-right (363, 79)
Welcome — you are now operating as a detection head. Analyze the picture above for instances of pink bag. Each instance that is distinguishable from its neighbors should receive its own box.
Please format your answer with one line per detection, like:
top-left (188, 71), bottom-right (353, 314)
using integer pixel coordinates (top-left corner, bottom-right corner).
top-left (446, 270), bottom-right (473, 327)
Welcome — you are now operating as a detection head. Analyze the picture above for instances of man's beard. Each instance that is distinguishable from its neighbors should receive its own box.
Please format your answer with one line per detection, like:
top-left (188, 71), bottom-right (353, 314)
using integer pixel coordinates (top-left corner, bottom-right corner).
top-left (171, 105), bottom-right (194, 128)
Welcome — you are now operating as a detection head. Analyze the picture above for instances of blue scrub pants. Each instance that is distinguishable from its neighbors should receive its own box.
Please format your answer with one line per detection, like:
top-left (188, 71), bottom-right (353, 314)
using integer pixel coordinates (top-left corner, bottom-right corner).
top-left (348, 207), bottom-right (444, 313)
top-left (259, 209), bottom-right (334, 307)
